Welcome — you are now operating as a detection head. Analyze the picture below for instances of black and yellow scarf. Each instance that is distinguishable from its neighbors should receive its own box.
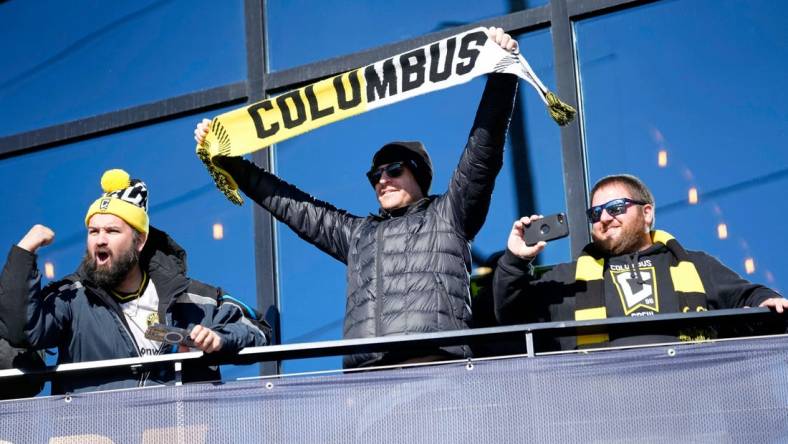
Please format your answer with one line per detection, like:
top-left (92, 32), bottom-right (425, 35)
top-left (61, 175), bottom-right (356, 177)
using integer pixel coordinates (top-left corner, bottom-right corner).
top-left (196, 27), bottom-right (575, 205)
top-left (573, 230), bottom-right (708, 346)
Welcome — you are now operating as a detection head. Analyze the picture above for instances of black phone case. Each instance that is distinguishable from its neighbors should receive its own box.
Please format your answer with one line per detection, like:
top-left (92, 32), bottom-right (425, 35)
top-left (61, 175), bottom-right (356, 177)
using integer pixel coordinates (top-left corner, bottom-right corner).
top-left (524, 213), bottom-right (569, 246)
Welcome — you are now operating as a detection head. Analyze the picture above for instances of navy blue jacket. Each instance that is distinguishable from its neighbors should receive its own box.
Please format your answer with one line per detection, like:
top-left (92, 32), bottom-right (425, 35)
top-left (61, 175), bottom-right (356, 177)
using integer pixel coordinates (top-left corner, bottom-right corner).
top-left (1, 227), bottom-right (268, 394)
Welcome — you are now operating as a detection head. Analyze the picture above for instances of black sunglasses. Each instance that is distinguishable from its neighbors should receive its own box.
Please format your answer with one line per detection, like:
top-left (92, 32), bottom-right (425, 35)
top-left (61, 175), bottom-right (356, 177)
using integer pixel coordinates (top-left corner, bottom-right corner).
top-left (586, 198), bottom-right (648, 223)
top-left (366, 161), bottom-right (413, 186)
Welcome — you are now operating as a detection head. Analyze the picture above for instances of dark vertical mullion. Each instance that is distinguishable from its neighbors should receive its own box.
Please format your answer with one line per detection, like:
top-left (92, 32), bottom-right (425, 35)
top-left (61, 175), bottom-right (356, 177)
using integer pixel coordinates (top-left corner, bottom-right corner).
top-left (507, 0), bottom-right (540, 265)
top-left (244, 0), bottom-right (280, 375)
top-left (550, 0), bottom-right (591, 258)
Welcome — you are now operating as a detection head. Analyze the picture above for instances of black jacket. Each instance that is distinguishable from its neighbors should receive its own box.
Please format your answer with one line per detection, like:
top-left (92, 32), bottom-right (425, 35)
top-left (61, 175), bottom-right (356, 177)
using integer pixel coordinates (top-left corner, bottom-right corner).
top-left (0, 246), bottom-right (45, 399)
top-left (221, 74), bottom-right (517, 367)
top-left (0, 339), bottom-right (43, 400)
top-left (493, 243), bottom-right (781, 351)
top-left (0, 227), bottom-right (269, 394)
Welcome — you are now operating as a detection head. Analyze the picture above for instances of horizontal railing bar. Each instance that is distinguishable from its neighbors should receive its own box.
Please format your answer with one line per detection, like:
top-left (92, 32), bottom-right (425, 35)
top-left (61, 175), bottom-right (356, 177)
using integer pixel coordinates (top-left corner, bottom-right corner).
top-left (0, 307), bottom-right (779, 381)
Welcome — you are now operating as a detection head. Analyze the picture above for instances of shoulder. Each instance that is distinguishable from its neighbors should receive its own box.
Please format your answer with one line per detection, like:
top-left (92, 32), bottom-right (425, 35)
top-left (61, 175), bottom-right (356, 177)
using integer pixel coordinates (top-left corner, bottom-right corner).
top-left (685, 250), bottom-right (726, 268)
top-left (186, 279), bottom-right (219, 295)
top-left (184, 279), bottom-right (221, 303)
top-left (41, 276), bottom-right (83, 297)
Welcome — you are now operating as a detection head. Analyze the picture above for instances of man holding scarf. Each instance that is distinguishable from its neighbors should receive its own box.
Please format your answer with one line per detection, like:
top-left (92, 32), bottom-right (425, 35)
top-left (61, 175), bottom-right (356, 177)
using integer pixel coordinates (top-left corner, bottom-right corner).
top-left (494, 174), bottom-right (786, 350)
top-left (195, 27), bottom-right (519, 368)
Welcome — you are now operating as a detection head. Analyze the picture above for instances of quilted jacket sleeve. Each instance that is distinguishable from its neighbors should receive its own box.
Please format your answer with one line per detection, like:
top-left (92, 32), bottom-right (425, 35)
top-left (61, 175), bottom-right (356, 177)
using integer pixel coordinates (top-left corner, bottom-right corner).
top-left (217, 157), bottom-right (362, 264)
top-left (436, 73), bottom-right (518, 240)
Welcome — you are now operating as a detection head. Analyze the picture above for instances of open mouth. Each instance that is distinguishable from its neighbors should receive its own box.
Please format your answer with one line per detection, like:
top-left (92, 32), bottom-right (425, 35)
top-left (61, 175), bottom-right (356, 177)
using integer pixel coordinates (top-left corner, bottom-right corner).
top-left (96, 251), bottom-right (111, 265)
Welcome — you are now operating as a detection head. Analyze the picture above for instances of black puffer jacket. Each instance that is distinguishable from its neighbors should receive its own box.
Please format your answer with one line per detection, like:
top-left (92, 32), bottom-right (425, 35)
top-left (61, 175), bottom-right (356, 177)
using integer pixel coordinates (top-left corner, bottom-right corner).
top-left (221, 75), bottom-right (517, 367)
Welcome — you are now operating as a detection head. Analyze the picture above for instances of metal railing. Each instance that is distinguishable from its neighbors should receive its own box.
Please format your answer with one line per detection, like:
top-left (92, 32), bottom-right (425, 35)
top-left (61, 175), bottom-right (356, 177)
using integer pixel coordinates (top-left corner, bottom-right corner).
top-left (0, 307), bottom-right (783, 386)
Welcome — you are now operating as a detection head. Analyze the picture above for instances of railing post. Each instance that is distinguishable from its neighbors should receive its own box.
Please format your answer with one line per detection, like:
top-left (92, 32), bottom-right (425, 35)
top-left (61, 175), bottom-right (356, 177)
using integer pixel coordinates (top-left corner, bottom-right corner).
top-left (525, 332), bottom-right (535, 357)
top-left (174, 361), bottom-right (183, 386)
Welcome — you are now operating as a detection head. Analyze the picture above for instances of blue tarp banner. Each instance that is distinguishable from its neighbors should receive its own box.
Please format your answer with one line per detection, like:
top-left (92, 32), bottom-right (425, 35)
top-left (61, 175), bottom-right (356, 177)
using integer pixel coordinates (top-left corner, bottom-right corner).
top-left (2, 335), bottom-right (787, 443)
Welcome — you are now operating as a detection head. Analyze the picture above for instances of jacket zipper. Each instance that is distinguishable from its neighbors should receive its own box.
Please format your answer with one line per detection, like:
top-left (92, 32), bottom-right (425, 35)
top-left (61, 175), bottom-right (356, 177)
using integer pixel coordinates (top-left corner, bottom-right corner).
top-left (108, 310), bottom-right (148, 386)
top-left (432, 273), bottom-right (463, 330)
top-left (375, 223), bottom-right (385, 336)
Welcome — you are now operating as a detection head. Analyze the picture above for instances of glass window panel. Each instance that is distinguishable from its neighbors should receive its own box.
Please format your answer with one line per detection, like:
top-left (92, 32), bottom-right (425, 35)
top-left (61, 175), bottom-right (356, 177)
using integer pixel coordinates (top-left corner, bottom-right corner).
top-left (0, 110), bottom-right (258, 383)
top-left (576, 0), bottom-right (787, 292)
top-left (267, 0), bottom-right (547, 71)
top-left (274, 30), bottom-right (564, 373)
top-left (0, 0), bottom-right (246, 136)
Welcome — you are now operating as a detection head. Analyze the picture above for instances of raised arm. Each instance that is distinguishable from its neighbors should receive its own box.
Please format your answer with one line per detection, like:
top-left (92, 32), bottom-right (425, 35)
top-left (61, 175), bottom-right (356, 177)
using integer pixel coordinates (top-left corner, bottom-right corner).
top-left (438, 70), bottom-right (518, 239)
top-left (437, 27), bottom-right (519, 239)
top-left (492, 215), bottom-right (577, 325)
top-left (1, 226), bottom-right (54, 345)
top-left (195, 121), bottom-right (360, 263)
top-left (1, 225), bottom-right (71, 349)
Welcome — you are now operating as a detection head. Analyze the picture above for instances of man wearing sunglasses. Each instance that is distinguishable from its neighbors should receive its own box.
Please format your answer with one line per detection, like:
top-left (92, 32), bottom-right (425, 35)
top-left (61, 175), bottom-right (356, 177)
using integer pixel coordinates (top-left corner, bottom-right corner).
top-left (194, 27), bottom-right (520, 368)
top-left (493, 174), bottom-right (785, 351)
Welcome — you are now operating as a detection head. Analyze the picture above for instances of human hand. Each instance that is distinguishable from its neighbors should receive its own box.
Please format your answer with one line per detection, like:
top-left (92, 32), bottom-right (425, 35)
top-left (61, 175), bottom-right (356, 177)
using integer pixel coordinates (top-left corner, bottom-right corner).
top-left (507, 215), bottom-right (546, 260)
top-left (17, 224), bottom-right (55, 254)
top-left (758, 298), bottom-right (788, 314)
top-left (194, 118), bottom-right (211, 145)
top-left (487, 26), bottom-right (519, 54)
top-left (189, 324), bottom-right (223, 353)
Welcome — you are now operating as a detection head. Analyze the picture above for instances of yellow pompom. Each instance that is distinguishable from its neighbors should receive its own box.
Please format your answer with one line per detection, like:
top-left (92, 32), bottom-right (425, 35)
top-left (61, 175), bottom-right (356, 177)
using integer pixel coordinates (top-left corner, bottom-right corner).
top-left (101, 169), bottom-right (131, 193)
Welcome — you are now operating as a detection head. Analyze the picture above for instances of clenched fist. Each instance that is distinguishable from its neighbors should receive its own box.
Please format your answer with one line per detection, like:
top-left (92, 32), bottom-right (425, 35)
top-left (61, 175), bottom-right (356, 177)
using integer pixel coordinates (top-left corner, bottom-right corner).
top-left (17, 224), bottom-right (55, 254)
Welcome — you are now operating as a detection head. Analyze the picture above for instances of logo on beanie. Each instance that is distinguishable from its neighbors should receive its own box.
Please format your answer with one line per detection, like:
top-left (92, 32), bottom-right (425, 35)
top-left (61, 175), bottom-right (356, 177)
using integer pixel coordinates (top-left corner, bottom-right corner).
top-left (85, 169), bottom-right (150, 235)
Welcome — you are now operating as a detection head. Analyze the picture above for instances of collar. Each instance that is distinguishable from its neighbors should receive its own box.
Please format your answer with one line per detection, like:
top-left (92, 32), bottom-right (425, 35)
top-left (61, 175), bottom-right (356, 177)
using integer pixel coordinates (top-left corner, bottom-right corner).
top-left (374, 196), bottom-right (432, 220)
top-left (111, 271), bottom-right (150, 303)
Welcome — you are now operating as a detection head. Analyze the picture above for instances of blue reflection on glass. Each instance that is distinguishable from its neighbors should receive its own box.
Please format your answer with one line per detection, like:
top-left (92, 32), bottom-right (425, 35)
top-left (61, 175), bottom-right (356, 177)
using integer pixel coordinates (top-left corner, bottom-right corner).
top-left (576, 0), bottom-right (787, 292)
top-left (0, 0), bottom-right (246, 136)
top-left (0, 110), bottom-right (258, 381)
top-left (267, 0), bottom-right (547, 71)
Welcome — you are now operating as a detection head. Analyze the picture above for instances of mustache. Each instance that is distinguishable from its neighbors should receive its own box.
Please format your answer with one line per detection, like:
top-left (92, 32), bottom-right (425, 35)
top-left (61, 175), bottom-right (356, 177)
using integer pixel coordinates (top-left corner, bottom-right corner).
top-left (81, 246), bottom-right (139, 289)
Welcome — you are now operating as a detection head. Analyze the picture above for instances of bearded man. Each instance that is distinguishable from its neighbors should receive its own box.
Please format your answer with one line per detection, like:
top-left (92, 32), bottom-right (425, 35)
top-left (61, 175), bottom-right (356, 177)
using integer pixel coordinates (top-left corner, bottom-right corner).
top-left (493, 174), bottom-right (786, 350)
top-left (0, 169), bottom-right (268, 394)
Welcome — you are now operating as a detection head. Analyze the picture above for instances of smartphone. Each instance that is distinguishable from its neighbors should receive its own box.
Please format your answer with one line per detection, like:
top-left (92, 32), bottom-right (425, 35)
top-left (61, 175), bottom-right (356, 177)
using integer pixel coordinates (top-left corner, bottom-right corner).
top-left (144, 324), bottom-right (197, 348)
top-left (524, 213), bottom-right (570, 246)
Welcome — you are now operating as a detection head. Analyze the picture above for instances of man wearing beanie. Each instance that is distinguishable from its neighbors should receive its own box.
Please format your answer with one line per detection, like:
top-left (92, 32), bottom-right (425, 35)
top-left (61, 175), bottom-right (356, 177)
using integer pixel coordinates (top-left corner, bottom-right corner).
top-left (0, 169), bottom-right (269, 394)
top-left (195, 27), bottom-right (519, 368)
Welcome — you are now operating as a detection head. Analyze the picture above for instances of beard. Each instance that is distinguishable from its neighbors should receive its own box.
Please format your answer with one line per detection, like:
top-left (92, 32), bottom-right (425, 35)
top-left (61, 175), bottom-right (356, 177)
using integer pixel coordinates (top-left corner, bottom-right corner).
top-left (594, 216), bottom-right (650, 256)
top-left (81, 244), bottom-right (140, 290)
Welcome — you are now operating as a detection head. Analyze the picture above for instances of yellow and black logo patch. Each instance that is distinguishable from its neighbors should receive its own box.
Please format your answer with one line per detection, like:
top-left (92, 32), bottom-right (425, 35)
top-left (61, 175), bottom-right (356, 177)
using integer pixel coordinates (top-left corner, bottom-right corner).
top-left (610, 266), bottom-right (660, 315)
top-left (99, 197), bottom-right (111, 210)
top-left (146, 312), bottom-right (159, 327)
